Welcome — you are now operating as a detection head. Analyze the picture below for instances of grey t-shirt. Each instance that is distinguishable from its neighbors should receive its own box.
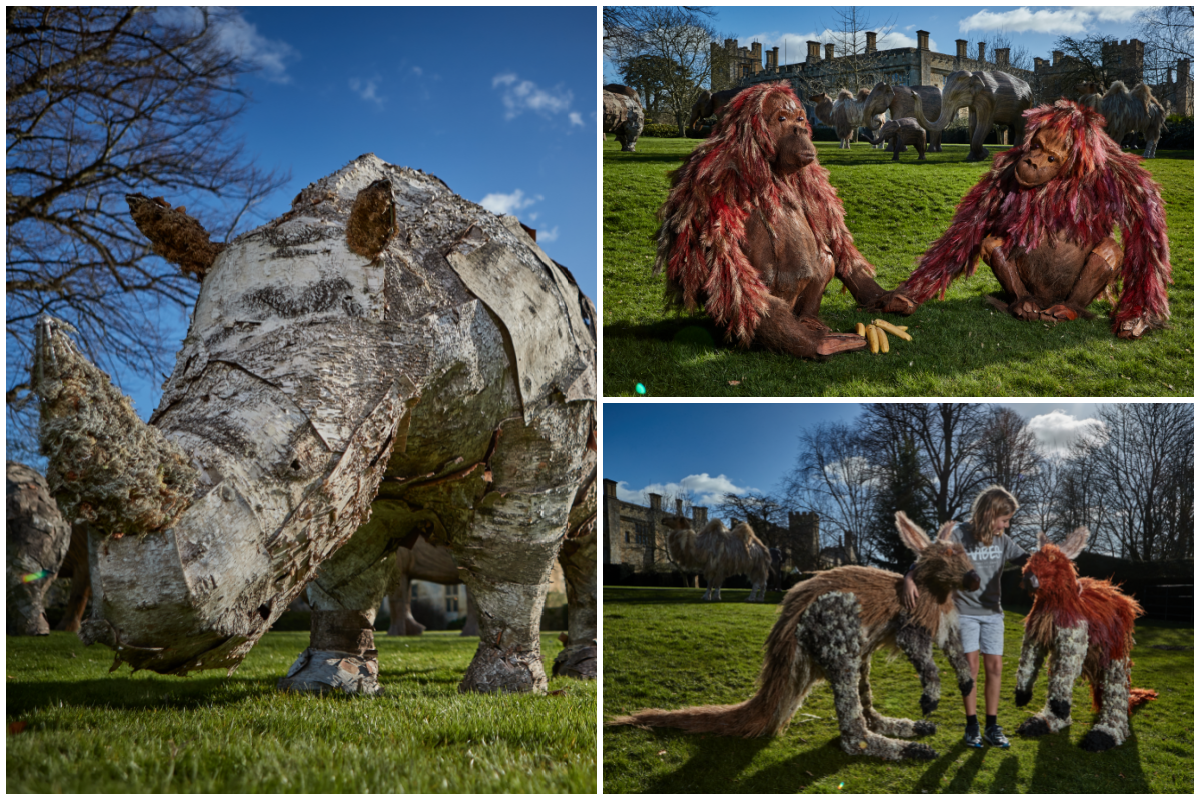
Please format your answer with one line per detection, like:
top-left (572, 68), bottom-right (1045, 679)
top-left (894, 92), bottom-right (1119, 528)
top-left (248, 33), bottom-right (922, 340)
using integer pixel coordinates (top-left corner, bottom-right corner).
top-left (952, 522), bottom-right (1027, 617)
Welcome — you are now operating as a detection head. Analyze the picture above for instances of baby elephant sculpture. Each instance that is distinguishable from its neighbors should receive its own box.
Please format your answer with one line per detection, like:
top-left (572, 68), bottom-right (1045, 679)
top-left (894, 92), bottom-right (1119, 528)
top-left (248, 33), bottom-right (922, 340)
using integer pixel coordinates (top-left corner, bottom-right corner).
top-left (1014, 528), bottom-right (1157, 752)
top-left (877, 118), bottom-right (927, 161)
top-left (33, 154), bottom-right (597, 695)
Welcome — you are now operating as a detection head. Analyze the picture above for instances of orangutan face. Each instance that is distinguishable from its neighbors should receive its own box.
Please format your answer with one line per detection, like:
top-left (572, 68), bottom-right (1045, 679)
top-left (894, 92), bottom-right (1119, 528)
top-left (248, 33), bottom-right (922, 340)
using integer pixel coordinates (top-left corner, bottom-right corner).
top-left (765, 96), bottom-right (817, 175)
top-left (1015, 129), bottom-right (1069, 188)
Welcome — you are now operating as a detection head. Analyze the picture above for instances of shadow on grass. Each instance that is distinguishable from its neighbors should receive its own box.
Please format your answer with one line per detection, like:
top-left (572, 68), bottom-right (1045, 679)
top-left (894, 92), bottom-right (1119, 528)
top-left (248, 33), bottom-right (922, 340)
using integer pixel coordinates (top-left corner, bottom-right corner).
top-left (6, 675), bottom-right (270, 716)
top-left (604, 153), bottom-right (689, 166)
top-left (641, 731), bottom-right (774, 793)
top-left (1027, 727), bottom-right (1150, 791)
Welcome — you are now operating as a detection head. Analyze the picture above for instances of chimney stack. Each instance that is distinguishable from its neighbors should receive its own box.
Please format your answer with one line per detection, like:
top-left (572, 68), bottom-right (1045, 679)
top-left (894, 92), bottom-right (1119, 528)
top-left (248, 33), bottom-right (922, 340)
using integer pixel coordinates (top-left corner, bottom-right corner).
top-left (956, 39), bottom-right (967, 59)
top-left (866, 31), bottom-right (877, 53)
top-left (825, 42), bottom-right (835, 61)
top-left (806, 40), bottom-right (821, 62)
top-left (917, 30), bottom-right (929, 51)
top-left (979, 42), bottom-right (987, 62)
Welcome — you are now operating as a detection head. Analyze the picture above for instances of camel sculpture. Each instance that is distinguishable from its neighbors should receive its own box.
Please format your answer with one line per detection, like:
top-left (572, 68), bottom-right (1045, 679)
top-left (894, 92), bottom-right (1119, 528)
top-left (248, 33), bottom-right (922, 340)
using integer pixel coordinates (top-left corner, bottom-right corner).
top-left (32, 153), bottom-right (597, 695)
top-left (660, 516), bottom-right (771, 602)
top-left (1014, 528), bottom-right (1158, 752)
top-left (610, 512), bottom-right (982, 761)
top-left (603, 85), bottom-right (645, 152)
top-left (1075, 80), bottom-right (1166, 159)
top-left (386, 536), bottom-right (479, 636)
top-left (863, 82), bottom-right (945, 152)
top-left (911, 70), bottom-right (1033, 161)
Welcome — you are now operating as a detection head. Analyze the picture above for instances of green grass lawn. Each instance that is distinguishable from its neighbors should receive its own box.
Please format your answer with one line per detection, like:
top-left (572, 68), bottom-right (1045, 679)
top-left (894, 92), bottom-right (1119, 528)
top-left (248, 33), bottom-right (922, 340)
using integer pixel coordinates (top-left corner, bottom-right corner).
top-left (7, 630), bottom-right (595, 792)
top-left (603, 586), bottom-right (1194, 793)
top-left (602, 139), bottom-right (1194, 396)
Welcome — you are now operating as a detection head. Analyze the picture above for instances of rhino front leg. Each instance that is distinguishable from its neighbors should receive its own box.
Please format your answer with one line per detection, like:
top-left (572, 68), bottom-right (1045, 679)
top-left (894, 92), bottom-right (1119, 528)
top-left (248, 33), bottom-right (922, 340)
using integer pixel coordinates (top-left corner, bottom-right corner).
top-left (278, 512), bottom-right (399, 697)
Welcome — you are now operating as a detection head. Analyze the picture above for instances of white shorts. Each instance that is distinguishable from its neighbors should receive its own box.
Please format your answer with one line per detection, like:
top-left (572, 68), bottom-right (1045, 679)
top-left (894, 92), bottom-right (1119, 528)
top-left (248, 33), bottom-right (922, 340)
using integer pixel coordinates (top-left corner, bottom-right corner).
top-left (959, 614), bottom-right (1005, 656)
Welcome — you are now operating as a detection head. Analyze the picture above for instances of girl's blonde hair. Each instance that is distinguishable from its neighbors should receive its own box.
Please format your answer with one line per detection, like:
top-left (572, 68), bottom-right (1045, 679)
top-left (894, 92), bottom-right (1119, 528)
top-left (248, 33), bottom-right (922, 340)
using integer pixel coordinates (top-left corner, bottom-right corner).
top-left (970, 485), bottom-right (1019, 547)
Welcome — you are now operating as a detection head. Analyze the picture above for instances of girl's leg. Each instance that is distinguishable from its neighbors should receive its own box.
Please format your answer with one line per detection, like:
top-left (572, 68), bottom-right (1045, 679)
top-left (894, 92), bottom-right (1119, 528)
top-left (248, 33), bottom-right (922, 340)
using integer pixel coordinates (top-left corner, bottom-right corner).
top-left (963, 650), bottom-right (981, 716)
top-left (982, 654), bottom-right (1004, 716)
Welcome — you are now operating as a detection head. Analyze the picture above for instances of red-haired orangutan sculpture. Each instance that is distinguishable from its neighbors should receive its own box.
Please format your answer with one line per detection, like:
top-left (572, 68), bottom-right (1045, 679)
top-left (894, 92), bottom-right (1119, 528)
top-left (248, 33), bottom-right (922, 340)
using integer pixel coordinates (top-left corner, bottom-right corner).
top-left (873, 100), bottom-right (1171, 339)
top-left (655, 82), bottom-right (888, 358)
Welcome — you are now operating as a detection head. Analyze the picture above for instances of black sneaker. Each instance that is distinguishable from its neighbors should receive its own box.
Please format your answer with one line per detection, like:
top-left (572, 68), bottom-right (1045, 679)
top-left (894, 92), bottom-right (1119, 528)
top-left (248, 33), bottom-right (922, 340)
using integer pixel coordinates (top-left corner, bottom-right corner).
top-left (964, 725), bottom-right (983, 748)
top-left (984, 724), bottom-right (1011, 748)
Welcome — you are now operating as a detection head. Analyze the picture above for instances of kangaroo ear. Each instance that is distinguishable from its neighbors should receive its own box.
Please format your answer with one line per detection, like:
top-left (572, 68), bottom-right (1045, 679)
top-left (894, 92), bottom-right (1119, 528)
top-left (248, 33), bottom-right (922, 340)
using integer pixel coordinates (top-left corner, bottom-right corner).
top-left (1037, 530), bottom-right (1050, 550)
top-left (895, 511), bottom-right (931, 553)
top-left (1059, 527), bottom-right (1089, 560)
top-left (935, 520), bottom-right (957, 543)
top-left (346, 179), bottom-right (396, 258)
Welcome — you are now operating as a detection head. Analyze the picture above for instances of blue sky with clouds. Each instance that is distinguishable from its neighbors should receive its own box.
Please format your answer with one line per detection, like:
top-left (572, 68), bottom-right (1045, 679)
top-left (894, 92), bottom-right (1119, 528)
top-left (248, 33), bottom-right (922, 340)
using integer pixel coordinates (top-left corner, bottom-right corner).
top-left (604, 6), bottom-right (1149, 83)
top-left (603, 402), bottom-right (1109, 509)
top-left (118, 6), bottom-right (597, 421)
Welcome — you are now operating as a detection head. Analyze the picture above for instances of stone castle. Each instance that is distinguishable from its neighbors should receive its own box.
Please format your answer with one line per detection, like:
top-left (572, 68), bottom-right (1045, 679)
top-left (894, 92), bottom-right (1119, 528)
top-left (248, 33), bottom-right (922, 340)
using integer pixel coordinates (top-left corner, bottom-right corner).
top-left (716, 33), bottom-right (1192, 115)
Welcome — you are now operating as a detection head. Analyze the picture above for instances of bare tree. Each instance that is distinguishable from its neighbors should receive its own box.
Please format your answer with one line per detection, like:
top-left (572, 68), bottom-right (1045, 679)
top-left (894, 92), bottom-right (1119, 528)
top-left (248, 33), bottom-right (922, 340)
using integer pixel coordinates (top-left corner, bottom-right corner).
top-left (1137, 6), bottom-right (1195, 85)
top-left (6, 7), bottom-right (289, 459)
top-left (607, 6), bottom-right (719, 136)
top-left (818, 6), bottom-right (896, 93)
top-left (861, 404), bottom-right (997, 525)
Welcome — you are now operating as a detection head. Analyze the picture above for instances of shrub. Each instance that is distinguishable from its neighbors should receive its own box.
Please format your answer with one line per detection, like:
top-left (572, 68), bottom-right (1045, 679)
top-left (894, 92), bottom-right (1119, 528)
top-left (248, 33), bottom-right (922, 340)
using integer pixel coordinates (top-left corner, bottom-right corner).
top-left (641, 123), bottom-right (681, 138)
top-left (1158, 115), bottom-right (1193, 150)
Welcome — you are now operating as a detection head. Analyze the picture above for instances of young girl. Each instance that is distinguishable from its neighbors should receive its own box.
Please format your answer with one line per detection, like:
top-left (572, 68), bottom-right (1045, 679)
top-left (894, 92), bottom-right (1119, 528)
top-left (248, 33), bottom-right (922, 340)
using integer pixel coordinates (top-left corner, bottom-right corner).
top-left (903, 485), bottom-right (1029, 748)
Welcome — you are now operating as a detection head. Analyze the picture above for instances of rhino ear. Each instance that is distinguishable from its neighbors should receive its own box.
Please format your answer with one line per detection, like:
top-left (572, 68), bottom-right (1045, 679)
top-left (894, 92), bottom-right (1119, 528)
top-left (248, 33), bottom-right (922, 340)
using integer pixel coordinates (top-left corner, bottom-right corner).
top-left (346, 179), bottom-right (396, 259)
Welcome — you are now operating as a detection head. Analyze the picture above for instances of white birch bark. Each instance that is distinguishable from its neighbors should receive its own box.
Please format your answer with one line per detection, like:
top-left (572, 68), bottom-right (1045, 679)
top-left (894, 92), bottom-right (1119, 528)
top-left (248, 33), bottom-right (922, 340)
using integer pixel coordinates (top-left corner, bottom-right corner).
top-left (34, 154), bottom-right (595, 693)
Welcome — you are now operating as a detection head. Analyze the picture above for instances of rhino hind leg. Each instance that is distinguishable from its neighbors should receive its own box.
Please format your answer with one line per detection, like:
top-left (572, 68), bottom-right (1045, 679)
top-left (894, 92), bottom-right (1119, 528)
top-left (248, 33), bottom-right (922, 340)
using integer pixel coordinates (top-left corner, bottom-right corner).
top-left (553, 520), bottom-right (597, 679)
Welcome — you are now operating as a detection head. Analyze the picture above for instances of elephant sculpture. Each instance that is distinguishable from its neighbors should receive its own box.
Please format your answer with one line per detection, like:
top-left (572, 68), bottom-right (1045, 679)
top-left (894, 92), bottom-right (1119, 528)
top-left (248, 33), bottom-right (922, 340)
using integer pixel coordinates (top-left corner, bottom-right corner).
top-left (863, 82), bottom-right (944, 152)
top-left (603, 86), bottom-right (645, 152)
top-left (687, 87), bottom-right (742, 130)
top-left (911, 70), bottom-right (1032, 161)
top-left (32, 153), bottom-right (597, 695)
top-left (877, 118), bottom-right (927, 161)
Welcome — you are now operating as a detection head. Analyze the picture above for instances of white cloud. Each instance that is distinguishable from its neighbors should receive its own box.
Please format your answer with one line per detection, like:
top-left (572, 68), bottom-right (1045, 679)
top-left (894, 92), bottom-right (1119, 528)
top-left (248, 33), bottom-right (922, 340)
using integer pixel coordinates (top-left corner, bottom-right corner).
top-left (493, 72), bottom-right (576, 122)
top-left (823, 456), bottom-right (881, 487)
top-left (154, 8), bottom-right (296, 83)
top-left (1027, 411), bottom-right (1107, 459)
top-left (616, 473), bottom-right (755, 508)
top-left (958, 7), bottom-right (1097, 34)
top-left (537, 226), bottom-right (560, 242)
top-left (741, 29), bottom-right (937, 68)
top-left (411, 66), bottom-right (423, 77)
top-left (479, 188), bottom-right (542, 216)
top-left (349, 76), bottom-right (384, 107)
top-left (568, 111), bottom-right (584, 127)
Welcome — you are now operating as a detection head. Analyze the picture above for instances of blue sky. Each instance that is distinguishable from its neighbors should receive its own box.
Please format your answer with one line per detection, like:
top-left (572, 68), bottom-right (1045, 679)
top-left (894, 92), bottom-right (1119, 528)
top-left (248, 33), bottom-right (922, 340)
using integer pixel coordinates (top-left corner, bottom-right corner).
top-left (603, 402), bottom-right (1109, 509)
top-left (120, 6), bottom-right (598, 421)
top-left (604, 6), bottom-right (1149, 84)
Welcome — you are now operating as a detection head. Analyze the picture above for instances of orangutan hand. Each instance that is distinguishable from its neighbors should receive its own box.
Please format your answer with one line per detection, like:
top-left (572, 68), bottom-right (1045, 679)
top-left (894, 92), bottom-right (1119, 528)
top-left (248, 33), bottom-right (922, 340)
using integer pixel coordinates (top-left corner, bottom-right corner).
top-left (1116, 315), bottom-right (1151, 339)
top-left (869, 289), bottom-right (918, 316)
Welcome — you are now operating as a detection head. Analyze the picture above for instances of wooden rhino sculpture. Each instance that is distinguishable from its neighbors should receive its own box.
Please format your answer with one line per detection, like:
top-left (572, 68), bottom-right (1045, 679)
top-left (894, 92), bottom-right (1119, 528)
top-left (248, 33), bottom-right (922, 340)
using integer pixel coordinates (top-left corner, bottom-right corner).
top-left (33, 154), bottom-right (597, 695)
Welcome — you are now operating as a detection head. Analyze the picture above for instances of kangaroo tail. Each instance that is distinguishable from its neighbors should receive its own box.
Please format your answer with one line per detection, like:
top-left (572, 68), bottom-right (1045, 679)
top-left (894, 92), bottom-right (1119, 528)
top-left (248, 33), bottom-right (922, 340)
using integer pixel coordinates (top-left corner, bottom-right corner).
top-left (1129, 687), bottom-right (1158, 711)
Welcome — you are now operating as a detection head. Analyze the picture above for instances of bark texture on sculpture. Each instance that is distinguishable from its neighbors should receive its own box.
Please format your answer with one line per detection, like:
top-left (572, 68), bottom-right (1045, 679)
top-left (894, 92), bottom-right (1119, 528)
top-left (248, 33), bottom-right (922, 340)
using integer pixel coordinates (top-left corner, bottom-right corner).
top-left (609, 513), bottom-right (981, 762)
top-left (655, 82), bottom-right (888, 360)
top-left (877, 118), bottom-right (927, 161)
top-left (874, 100), bottom-right (1171, 339)
top-left (863, 83), bottom-right (944, 152)
top-left (911, 71), bottom-right (1032, 161)
top-left (33, 154), bottom-right (596, 696)
top-left (1076, 81), bottom-right (1166, 159)
top-left (660, 516), bottom-right (770, 602)
top-left (7, 461), bottom-right (72, 635)
top-left (603, 88), bottom-right (645, 152)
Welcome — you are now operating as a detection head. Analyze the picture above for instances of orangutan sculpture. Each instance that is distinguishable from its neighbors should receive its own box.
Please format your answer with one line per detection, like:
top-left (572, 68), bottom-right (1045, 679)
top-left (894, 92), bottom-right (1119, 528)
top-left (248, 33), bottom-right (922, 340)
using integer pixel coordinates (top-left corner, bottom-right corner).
top-left (33, 154), bottom-right (597, 695)
top-left (877, 118), bottom-right (927, 161)
top-left (655, 82), bottom-right (889, 359)
top-left (872, 101), bottom-right (1171, 339)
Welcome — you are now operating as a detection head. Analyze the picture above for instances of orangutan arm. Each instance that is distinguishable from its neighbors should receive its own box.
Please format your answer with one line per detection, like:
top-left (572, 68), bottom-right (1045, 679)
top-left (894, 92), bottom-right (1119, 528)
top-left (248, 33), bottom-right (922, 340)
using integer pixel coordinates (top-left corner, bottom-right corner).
top-left (1108, 160), bottom-right (1172, 338)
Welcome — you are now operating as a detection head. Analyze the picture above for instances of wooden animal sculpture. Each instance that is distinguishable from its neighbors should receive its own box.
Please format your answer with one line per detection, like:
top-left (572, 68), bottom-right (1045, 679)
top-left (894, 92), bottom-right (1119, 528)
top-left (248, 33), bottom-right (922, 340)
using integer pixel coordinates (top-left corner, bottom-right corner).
top-left (1076, 81), bottom-right (1166, 159)
top-left (386, 536), bottom-right (479, 636)
top-left (808, 88), bottom-right (873, 148)
top-left (911, 70), bottom-right (1033, 161)
top-left (655, 82), bottom-right (890, 359)
top-left (6, 461), bottom-right (72, 635)
top-left (873, 100), bottom-right (1171, 339)
top-left (660, 516), bottom-right (770, 602)
top-left (687, 87), bottom-right (742, 130)
top-left (863, 82), bottom-right (945, 152)
top-left (609, 512), bottom-right (982, 762)
top-left (1014, 528), bottom-right (1158, 751)
top-left (604, 85), bottom-right (645, 152)
top-left (32, 153), bottom-right (597, 695)
top-left (877, 118), bottom-right (927, 161)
